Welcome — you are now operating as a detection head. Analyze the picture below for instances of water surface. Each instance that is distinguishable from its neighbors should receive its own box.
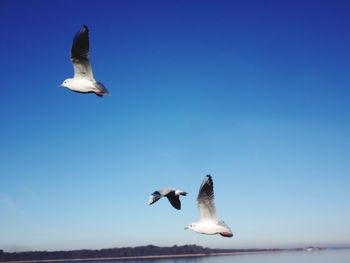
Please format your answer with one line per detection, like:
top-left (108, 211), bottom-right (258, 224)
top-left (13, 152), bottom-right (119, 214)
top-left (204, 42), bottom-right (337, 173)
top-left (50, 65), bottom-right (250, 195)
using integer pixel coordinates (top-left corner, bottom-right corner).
top-left (79, 249), bottom-right (350, 263)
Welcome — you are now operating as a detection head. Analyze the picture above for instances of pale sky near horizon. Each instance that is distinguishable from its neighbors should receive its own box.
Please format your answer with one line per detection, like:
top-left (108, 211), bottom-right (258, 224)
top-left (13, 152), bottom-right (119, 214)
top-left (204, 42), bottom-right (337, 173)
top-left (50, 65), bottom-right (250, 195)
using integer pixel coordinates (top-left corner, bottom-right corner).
top-left (0, 0), bottom-right (350, 252)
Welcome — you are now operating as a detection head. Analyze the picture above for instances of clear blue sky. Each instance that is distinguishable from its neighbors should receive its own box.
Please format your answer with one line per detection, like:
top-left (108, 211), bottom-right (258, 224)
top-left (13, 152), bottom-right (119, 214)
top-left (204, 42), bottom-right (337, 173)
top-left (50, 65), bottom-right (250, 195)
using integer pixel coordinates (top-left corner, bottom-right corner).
top-left (0, 0), bottom-right (349, 252)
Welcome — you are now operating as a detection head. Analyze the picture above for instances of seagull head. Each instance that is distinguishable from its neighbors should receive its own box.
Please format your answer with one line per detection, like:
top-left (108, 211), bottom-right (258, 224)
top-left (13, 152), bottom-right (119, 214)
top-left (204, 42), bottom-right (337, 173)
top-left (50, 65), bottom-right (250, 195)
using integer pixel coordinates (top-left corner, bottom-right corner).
top-left (60, 78), bottom-right (73, 88)
top-left (185, 223), bottom-right (196, 230)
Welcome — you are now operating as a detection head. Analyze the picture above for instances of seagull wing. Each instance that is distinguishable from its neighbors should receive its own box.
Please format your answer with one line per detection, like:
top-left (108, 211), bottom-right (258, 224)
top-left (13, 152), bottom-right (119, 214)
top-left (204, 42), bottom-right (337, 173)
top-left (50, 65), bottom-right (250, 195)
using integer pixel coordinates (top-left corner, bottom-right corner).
top-left (197, 175), bottom-right (217, 222)
top-left (165, 191), bottom-right (181, 210)
top-left (70, 25), bottom-right (94, 80)
top-left (148, 191), bottom-right (163, 205)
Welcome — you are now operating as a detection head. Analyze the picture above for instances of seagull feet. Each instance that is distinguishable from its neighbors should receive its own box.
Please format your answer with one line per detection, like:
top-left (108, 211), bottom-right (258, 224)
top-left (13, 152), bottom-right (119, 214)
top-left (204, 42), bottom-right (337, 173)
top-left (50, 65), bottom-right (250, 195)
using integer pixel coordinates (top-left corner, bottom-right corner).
top-left (219, 232), bottom-right (233, 238)
top-left (95, 91), bottom-right (104, 97)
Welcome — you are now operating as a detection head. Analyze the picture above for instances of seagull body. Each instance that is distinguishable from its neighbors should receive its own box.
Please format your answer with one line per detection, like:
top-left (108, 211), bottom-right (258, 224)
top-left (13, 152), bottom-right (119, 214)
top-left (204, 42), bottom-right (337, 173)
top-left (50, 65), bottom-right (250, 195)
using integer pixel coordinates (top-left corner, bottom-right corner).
top-left (188, 220), bottom-right (232, 237)
top-left (148, 188), bottom-right (188, 210)
top-left (186, 175), bottom-right (233, 237)
top-left (61, 25), bottom-right (109, 97)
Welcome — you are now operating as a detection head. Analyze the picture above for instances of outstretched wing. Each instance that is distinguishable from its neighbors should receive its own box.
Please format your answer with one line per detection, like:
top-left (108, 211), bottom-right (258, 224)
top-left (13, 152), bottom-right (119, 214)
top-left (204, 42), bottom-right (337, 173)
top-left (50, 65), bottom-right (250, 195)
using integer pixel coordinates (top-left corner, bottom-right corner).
top-left (197, 175), bottom-right (216, 222)
top-left (70, 25), bottom-right (94, 80)
top-left (165, 191), bottom-right (181, 210)
top-left (148, 191), bottom-right (162, 205)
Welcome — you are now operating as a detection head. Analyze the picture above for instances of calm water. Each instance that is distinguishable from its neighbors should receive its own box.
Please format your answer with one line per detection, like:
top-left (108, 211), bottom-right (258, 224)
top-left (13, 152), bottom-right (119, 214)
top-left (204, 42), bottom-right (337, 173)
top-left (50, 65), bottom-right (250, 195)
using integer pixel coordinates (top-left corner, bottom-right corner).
top-left (77, 249), bottom-right (350, 263)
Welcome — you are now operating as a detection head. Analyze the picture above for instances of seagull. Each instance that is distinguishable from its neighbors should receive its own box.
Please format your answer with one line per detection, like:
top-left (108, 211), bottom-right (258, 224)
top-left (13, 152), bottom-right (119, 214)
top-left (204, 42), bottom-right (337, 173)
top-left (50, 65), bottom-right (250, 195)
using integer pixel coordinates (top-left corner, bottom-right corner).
top-left (185, 175), bottom-right (233, 237)
top-left (148, 188), bottom-right (188, 210)
top-left (60, 25), bottom-right (109, 97)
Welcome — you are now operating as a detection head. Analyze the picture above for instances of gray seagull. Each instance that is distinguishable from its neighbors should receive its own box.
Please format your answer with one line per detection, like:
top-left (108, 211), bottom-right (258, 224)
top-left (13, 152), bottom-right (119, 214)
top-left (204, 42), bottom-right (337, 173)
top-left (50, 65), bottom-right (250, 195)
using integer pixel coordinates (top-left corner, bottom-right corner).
top-left (60, 25), bottom-right (109, 97)
top-left (148, 188), bottom-right (188, 210)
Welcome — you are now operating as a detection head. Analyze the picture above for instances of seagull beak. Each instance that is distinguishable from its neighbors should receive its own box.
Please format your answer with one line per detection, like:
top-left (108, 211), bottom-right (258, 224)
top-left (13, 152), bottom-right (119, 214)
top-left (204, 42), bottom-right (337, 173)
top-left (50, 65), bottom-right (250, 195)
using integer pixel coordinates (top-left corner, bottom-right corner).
top-left (184, 227), bottom-right (188, 230)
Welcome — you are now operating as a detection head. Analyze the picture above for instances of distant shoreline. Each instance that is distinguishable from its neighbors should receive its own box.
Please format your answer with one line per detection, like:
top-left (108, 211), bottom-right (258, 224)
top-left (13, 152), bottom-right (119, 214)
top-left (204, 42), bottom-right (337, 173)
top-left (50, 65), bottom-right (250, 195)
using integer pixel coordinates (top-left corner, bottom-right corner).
top-left (3, 245), bottom-right (347, 263)
top-left (0, 250), bottom-right (282, 263)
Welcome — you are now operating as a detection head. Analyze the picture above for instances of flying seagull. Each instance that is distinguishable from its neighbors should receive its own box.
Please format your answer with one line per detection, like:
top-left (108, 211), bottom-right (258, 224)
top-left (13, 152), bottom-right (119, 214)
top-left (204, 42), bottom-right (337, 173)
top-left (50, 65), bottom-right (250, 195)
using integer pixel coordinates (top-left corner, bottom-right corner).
top-left (60, 25), bottom-right (109, 97)
top-left (185, 175), bottom-right (233, 237)
top-left (148, 188), bottom-right (188, 210)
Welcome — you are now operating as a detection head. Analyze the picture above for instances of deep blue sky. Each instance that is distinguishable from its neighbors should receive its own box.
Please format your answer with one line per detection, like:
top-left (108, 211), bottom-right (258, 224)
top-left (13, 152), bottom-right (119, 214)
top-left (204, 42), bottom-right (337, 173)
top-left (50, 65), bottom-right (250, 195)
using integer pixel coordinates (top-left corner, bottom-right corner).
top-left (0, 0), bottom-right (350, 252)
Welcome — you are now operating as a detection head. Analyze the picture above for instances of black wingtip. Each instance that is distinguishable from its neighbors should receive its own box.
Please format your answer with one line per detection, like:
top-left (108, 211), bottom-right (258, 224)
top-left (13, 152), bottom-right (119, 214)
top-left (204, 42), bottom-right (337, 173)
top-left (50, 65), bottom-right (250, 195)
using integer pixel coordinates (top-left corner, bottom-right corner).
top-left (201, 175), bottom-right (214, 193)
top-left (173, 203), bottom-right (181, 210)
top-left (79, 25), bottom-right (89, 35)
top-left (71, 25), bottom-right (90, 60)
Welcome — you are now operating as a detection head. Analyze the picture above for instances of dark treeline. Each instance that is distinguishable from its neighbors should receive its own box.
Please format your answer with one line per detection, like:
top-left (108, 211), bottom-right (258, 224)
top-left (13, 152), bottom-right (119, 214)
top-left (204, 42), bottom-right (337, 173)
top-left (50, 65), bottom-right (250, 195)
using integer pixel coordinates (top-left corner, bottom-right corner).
top-left (0, 245), bottom-right (282, 262)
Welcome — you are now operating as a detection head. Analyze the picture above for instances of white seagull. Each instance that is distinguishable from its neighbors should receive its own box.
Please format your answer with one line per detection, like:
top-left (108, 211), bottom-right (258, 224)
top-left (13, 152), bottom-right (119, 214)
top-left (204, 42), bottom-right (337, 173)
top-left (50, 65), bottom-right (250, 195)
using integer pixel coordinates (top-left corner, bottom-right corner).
top-left (185, 175), bottom-right (233, 237)
top-left (148, 188), bottom-right (188, 210)
top-left (60, 25), bottom-right (109, 97)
